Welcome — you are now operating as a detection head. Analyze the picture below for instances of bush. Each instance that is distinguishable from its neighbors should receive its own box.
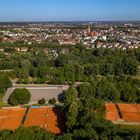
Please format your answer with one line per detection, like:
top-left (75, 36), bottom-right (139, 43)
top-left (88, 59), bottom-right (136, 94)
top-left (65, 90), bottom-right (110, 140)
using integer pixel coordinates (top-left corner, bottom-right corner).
top-left (49, 98), bottom-right (56, 105)
top-left (38, 98), bottom-right (46, 105)
top-left (8, 88), bottom-right (31, 106)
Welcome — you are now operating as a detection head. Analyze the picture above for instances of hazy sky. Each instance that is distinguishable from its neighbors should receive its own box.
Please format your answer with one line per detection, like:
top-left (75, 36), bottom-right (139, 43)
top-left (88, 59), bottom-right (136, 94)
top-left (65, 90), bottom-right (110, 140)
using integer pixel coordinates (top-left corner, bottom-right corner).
top-left (0, 0), bottom-right (140, 21)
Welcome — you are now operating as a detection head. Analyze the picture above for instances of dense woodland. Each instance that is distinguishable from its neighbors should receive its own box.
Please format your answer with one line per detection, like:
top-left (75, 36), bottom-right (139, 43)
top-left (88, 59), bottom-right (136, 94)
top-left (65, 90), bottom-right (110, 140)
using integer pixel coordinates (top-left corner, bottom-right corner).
top-left (0, 43), bottom-right (140, 139)
top-left (0, 43), bottom-right (140, 81)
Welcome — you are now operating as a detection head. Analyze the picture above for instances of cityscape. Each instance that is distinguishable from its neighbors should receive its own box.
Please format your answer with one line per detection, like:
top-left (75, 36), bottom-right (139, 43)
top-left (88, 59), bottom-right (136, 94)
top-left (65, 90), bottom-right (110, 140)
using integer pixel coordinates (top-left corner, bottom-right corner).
top-left (0, 22), bottom-right (140, 49)
top-left (0, 0), bottom-right (140, 140)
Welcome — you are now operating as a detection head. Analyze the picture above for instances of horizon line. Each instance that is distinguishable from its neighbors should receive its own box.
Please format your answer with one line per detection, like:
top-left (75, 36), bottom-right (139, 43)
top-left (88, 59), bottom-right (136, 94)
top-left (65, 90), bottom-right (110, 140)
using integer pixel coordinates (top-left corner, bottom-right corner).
top-left (0, 20), bottom-right (140, 23)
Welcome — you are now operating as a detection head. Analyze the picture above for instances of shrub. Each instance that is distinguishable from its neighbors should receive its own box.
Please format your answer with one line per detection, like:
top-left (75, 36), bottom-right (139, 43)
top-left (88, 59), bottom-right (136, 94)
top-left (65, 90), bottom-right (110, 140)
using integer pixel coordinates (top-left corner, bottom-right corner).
top-left (49, 98), bottom-right (56, 105)
top-left (38, 98), bottom-right (46, 105)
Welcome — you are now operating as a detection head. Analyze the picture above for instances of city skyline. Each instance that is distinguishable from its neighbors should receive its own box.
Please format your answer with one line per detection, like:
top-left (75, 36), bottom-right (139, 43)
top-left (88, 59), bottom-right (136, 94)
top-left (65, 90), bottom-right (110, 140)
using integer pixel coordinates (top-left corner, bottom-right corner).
top-left (0, 0), bottom-right (140, 22)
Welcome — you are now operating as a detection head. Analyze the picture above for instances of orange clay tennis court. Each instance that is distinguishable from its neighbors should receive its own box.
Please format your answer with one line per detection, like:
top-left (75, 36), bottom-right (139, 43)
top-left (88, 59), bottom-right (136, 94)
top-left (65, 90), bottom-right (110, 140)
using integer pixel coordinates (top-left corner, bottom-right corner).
top-left (24, 107), bottom-right (65, 134)
top-left (121, 112), bottom-right (140, 122)
top-left (0, 108), bottom-right (26, 130)
top-left (0, 107), bottom-right (65, 133)
top-left (105, 103), bottom-right (140, 123)
top-left (105, 103), bottom-right (120, 121)
top-left (136, 104), bottom-right (140, 113)
top-left (118, 104), bottom-right (138, 113)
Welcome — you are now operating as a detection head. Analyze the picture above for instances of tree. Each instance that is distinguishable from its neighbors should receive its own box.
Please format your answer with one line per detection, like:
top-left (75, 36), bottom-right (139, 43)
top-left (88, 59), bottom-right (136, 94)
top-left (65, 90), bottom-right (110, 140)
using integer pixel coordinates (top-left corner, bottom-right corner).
top-left (75, 64), bottom-right (84, 81)
top-left (77, 83), bottom-right (90, 98)
top-left (0, 74), bottom-right (12, 97)
top-left (8, 88), bottom-right (31, 105)
top-left (63, 87), bottom-right (78, 105)
top-left (56, 133), bottom-right (72, 140)
top-left (38, 98), bottom-right (46, 105)
top-left (19, 60), bottom-right (31, 69)
top-left (114, 58), bottom-right (123, 75)
top-left (15, 68), bottom-right (29, 79)
top-left (0, 37), bottom-right (2, 43)
top-left (120, 83), bottom-right (137, 102)
top-left (4, 48), bottom-right (15, 53)
top-left (38, 66), bottom-right (49, 78)
top-left (123, 57), bottom-right (139, 75)
top-left (0, 127), bottom-right (55, 140)
top-left (52, 68), bottom-right (65, 84)
top-left (55, 58), bottom-right (63, 67)
top-left (49, 98), bottom-right (56, 105)
top-left (84, 65), bottom-right (94, 76)
top-left (29, 66), bottom-right (38, 78)
top-left (95, 80), bottom-right (120, 101)
top-left (0, 74), bottom-right (12, 90)
top-left (92, 64), bottom-right (100, 76)
top-left (16, 78), bottom-right (23, 84)
top-left (73, 128), bottom-right (98, 140)
top-left (64, 64), bottom-right (75, 83)
top-left (65, 101), bottom-right (79, 131)
top-left (63, 87), bottom-right (79, 131)
top-left (33, 56), bottom-right (47, 68)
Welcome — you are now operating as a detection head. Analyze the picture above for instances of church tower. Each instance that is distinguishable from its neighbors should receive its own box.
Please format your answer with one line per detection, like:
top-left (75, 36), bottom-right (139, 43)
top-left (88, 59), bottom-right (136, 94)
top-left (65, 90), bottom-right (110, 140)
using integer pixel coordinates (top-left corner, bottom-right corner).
top-left (87, 24), bottom-right (91, 33)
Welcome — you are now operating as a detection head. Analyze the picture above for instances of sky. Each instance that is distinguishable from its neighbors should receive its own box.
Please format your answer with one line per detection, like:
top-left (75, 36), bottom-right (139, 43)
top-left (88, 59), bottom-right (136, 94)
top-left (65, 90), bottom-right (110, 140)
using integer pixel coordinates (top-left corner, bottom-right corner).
top-left (0, 0), bottom-right (140, 22)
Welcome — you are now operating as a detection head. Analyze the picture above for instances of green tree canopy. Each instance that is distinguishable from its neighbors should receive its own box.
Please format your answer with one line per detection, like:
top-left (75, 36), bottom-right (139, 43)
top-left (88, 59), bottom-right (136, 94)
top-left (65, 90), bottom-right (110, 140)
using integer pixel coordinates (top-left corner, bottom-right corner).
top-left (8, 88), bottom-right (31, 105)
top-left (0, 74), bottom-right (12, 97)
